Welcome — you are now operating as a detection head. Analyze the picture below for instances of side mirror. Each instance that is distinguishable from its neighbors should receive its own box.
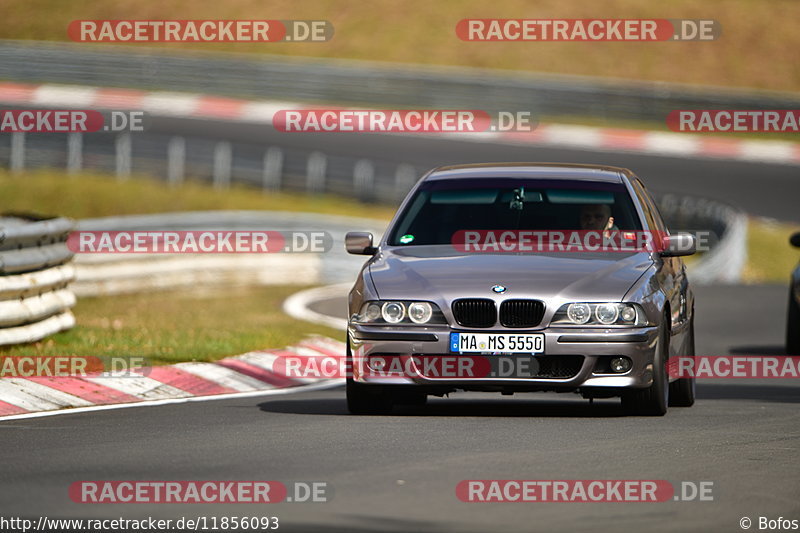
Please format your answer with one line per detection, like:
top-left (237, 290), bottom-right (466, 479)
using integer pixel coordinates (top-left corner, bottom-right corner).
top-left (790, 231), bottom-right (800, 248)
top-left (345, 232), bottom-right (376, 255)
top-left (660, 233), bottom-right (696, 257)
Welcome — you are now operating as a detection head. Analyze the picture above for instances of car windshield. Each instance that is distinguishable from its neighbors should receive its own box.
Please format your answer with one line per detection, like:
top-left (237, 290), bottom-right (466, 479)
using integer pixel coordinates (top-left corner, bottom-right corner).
top-left (388, 178), bottom-right (643, 246)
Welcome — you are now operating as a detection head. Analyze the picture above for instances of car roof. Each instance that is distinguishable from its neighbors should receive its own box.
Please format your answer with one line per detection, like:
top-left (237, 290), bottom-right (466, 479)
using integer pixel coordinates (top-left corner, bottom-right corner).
top-left (424, 163), bottom-right (631, 183)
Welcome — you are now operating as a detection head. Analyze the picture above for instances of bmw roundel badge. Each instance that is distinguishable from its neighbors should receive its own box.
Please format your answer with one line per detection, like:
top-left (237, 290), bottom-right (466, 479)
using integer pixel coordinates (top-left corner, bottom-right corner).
top-left (491, 285), bottom-right (507, 294)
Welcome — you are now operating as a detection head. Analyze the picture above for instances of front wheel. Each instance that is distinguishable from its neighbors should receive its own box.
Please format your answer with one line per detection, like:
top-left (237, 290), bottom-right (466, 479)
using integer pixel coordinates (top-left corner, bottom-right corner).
top-left (622, 317), bottom-right (669, 416)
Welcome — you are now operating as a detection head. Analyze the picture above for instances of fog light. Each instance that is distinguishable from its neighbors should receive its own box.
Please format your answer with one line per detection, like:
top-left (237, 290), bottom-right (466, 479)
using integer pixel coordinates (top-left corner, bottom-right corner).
top-left (610, 357), bottom-right (632, 373)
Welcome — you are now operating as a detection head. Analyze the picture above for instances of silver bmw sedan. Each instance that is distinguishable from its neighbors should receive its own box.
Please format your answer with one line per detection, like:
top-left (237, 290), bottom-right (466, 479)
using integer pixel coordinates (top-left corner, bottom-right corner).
top-left (345, 163), bottom-right (697, 416)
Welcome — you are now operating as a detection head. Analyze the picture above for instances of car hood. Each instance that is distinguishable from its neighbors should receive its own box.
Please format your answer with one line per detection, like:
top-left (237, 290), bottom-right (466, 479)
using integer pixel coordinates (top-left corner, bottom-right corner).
top-left (368, 246), bottom-right (653, 302)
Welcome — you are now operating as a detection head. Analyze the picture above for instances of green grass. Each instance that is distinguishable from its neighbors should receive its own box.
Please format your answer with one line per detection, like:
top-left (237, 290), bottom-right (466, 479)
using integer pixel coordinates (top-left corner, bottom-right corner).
top-left (0, 285), bottom-right (342, 364)
top-left (742, 218), bottom-right (800, 284)
top-left (2, 0), bottom-right (800, 92)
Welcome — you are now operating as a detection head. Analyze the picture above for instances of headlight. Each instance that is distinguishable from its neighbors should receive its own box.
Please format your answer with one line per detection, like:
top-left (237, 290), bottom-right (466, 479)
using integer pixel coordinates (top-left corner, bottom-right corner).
top-left (355, 301), bottom-right (445, 325)
top-left (619, 305), bottom-right (637, 322)
top-left (364, 303), bottom-right (382, 321)
top-left (553, 303), bottom-right (647, 326)
top-left (566, 303), bottom-right (591, 324)
top-left (408, 302), bottom-right (433, 324)
top-left (595, 303), bottom-right (619, 325)
top-left (381, 302), bottom-right (406, 323)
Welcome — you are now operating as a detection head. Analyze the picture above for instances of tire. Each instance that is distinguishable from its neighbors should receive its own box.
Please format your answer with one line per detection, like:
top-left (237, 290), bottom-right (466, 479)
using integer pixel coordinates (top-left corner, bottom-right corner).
top-left (669, 317), bottom-right (696, 407)
top-left (345, 341), bottom-right (394, 415)
top-left (622, 316), bottom-right (669, 416)
top-left (787, 289), bottom-right (800, 355)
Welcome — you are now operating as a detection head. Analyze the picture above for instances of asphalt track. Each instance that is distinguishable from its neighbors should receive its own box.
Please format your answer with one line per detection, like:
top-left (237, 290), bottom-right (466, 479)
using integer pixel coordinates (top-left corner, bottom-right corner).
top-left (1, 284), bottom-right (798, 533)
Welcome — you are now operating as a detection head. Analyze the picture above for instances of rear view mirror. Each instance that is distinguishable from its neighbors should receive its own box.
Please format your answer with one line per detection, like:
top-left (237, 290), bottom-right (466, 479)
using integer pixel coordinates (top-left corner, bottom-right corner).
top-left (345, 232), bottom-right (376, 255)
top-left (790, 231), bottom-right (800, 248)
top-left (660, 233), bottom-right (696, 257)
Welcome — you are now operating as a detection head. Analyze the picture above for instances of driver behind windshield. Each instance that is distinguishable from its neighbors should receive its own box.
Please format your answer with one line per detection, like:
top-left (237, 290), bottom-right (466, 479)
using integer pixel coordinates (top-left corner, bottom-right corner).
top-left (579, 203), bottom-right (618, 232)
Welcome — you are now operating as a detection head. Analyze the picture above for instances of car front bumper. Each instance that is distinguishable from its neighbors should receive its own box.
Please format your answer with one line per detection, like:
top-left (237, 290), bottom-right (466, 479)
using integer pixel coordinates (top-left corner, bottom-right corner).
top-left (348, 323), bottom-right (660, 391)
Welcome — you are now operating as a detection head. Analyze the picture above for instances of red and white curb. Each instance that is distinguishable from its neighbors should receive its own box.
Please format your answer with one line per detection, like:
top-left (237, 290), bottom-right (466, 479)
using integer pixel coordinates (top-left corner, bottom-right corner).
top-left (0, 336), bottom-right (345, 421)
top-left (2, 81), bottom-right (800, 166)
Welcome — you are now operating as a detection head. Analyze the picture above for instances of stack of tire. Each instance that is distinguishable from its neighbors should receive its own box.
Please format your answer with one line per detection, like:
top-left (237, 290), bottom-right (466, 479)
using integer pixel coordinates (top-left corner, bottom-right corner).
top-left (0, 214), bottom-right (76, 346)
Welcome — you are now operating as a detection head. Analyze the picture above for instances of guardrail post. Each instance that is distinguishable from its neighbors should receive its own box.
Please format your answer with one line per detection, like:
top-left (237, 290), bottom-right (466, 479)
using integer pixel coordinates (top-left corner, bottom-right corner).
top-left (115, 133), bottom-right (131, 180)
top-left (213, 141), bottom-right (232, 189)
top-left (10, 132), bottom-right (25, 173)
top-left (306, 151), bottom-right (326, 194)
top-left (167, 137), bottom-right (185, 186)
top-left (66, 133), bottom-right (82, 175)
top-left (394, 163), bottom-right (416, 200)
top-left (353, 159), bottom-right (375, 201)
top-left (262, 147), bottom-right (283, 192)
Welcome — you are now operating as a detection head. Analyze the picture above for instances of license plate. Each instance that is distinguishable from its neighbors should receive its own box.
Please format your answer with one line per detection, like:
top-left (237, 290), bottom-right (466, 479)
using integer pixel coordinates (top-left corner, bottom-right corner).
top-left (450, 333), bottom-right (544, 354)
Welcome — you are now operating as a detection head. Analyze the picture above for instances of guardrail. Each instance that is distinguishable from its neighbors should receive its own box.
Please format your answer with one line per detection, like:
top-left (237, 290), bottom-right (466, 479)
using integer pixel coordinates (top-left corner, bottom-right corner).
top-left (2, 40), bottom-right (800, 120)
top-left (0, 214), bottom-right (76, 345)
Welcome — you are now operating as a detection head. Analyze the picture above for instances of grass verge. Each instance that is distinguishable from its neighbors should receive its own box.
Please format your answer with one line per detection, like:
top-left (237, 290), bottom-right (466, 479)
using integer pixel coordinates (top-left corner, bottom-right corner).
top-left (0, 285), bottom-right (343, 364)
top-left (742, 218), bottom-right (800, 284)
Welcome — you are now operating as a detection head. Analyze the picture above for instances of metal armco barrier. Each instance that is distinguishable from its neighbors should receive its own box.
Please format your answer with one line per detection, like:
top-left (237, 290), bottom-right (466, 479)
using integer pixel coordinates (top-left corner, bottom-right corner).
top-left (0, 215), bottom-right (76, 345)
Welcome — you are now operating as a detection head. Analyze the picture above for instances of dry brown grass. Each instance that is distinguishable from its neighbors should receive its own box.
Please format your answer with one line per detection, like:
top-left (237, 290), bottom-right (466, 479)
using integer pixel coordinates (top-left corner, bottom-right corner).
top-left (1, 0), bottom-right (799, 92)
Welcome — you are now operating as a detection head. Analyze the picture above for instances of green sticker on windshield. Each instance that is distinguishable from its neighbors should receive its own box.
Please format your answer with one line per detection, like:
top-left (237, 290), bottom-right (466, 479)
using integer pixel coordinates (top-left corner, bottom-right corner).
top-left (399, 234), bottom-right (415, 244)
